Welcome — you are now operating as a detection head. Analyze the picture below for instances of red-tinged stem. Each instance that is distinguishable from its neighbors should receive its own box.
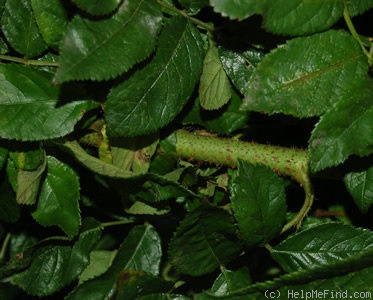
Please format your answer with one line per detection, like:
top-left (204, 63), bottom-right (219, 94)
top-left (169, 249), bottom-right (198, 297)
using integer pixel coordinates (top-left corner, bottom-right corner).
top-left (175, 130), bottom-right (314, 232)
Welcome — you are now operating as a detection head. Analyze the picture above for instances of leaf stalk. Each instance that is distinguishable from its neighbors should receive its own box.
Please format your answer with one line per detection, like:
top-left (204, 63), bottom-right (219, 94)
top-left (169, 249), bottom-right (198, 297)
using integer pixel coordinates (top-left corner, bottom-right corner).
top-left (156, 0), bottom-right (214, 32)
top-left (0, 54), bottom-right (59, 67)
top-left (343, 5), bottom-right (372, 65)
top-left (101, 219), bottom-right (135, 228)
top-left (0, 233), bottom-right (11, 261)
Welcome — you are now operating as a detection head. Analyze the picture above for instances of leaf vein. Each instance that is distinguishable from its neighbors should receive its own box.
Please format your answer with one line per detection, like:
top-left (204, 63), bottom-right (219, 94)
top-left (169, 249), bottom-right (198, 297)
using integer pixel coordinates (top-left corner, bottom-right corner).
top-left (60, 0), bottom-right (146, 77)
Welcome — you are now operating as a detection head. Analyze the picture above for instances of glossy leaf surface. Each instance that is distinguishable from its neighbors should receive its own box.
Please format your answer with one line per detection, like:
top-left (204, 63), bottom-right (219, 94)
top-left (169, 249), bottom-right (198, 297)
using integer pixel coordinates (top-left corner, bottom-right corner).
top-left (0, 64), bottom-right (98, 141)
top-left (271, 223), bottom-right (373, 272)
top-left (242, 30), bottom-right (368, 118)
top-left (230, 161), bottom-right (287, 246)
top-left (106, 17), bottom-right (205, 137)
top-left (54, 0), bottom-right (162, 82)
top-left (344, 166), bottom-right (373, 214)
top-left (262, 0), bottom-right (344, 36)
top-left (219, 47), bottom-right (264, 95)
top-left (198, 239), bottom-right (373, 299)
top-left (32, 156), bottom-right (81, 237)
top-left (198, 264), bottom-right (373, 299)
top-left (209, 267), bottom-right (251, 297)
top-left (261, 266), bottom-right (373, 299)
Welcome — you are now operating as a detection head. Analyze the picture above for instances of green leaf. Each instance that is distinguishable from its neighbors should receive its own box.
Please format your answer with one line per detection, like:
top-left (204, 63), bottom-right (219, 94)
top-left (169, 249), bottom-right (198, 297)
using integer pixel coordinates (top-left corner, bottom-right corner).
top-left (262, 0), bottom-right (344, 36)
top-left (168, 206), bottom-right (242, 276)
top-left (115, 224), bottom-right (163, 276)
top-left (11, 218), bottom-right (102, 297)
top-left (242, 30), bottom-right (368, 118)
top-left (5, 158), bottom-right (17, 192)
top-left (219, 47), bottom-right (264, 95)
top-left (66, 224), bottom-right (162, 300)
top-left (116, 270), bottom-right (173, 300)
top-left (9, 233), bottom-right (38, 258)
top-left (4, 243), bottom-right (37, 277)
top-left (199, 41), bottom-right (231, 110)
top-left (309, 80), bottom-right (373, 172)
top-left (135, 172), bottom-right (197, 204)
top-left (0, 64), bottom-right (98, 141)
top-left (183, 90), bottom-right (249, 135)
top-left (32, 156), bottom-right (81, 237)
top-left (149, 133), bottom-right (177, 175)
top-left (62, 140), bottom-right (134, 179)
top-left (106, 17), bottom-right (205, 137)
top-left (111, 134), bottom-right (159, 174)
top-left (198, 245), bottom-right (373, 299)
top-left (54, 0), bottom-right (162, 83)
top-left (0, 233), bottom-right (38, 279)
top-left (346, 0), bottom-right (373, 17)
top-left (72, 0), bottom-right (121, 15)
top-left (30, 0), bottom-right (68, 49)
top-left (0, 0), bottom-right (47, 58)
top-left (10, 145), bottom-right (44, 170)
top-left (230, 161), bottom-right (287, 246)
top-left (209, 267), bottom-right (251, 297)
top-left (271, 222), bottom-right (373, 272)
top-left (202, 91), bottom-right (249, 134)
top-left (62, 139), bottom-right (197, 199)
top-left (198, 265), bottom-right (373, 299)
top-left (78, 250), bottom-right (114, 284)
top-left (126, 201), bottom-right (170, 216)
top-left (265, 267), bottom-right (373, 299)
top-left (209, 0), bottom-right (262, 20)
top-left (8, 145), bottom-right (47, 205)
top-left (15, 149), bottom-right (46, 205)
top-left (344, 166), bottom-right (373, 214)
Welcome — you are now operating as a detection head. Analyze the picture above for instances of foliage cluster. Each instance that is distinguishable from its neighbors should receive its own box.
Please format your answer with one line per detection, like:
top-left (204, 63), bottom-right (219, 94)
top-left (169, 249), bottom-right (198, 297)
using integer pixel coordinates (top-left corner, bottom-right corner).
top-left (0, 0), bottom-right (372, 299)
